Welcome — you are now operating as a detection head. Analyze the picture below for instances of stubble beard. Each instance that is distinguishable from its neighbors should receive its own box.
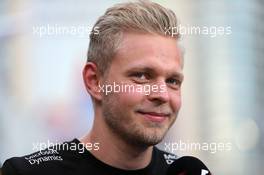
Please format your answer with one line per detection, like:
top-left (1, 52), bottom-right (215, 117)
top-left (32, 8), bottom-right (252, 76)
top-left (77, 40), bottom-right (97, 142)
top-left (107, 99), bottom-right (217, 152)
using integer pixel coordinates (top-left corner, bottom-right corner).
top-left (101, 94), bottom-right (177, 148)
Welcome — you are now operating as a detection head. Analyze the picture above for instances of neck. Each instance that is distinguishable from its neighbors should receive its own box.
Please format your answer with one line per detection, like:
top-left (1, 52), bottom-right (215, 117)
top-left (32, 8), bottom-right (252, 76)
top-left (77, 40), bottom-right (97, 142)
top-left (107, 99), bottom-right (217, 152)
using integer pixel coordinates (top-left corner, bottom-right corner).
top-left (80, 109), bottom-right (153, 170)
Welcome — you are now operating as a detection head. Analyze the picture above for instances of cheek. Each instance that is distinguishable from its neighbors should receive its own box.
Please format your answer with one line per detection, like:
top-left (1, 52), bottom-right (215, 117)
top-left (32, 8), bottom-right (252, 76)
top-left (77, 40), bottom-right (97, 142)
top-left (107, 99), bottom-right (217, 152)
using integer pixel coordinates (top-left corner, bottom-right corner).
top-left (116, 91), bottom-right (146, 108)
top-left (170, 92), bottom-right (182, 112)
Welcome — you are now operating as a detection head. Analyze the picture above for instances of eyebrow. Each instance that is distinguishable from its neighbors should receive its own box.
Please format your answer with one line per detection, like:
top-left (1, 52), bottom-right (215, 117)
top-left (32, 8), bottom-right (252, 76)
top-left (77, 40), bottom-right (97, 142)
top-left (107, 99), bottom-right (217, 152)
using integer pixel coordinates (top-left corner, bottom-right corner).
top-left (125, 66), bottom-right (184, 80)
top-left (170, 72), bottom-right (184, 81)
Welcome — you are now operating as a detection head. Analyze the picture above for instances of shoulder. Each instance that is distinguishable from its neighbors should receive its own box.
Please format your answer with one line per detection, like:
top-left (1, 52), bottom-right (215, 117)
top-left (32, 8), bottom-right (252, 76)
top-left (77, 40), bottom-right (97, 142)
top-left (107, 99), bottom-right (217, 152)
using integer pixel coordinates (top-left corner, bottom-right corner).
top-left (1, 139), bottom-right (83, 175)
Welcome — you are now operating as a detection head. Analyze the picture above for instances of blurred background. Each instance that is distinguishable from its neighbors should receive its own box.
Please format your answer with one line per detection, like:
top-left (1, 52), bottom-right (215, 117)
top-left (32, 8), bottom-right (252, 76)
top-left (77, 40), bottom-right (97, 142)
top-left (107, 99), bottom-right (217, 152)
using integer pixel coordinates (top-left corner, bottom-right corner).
top-left (0, 0), bottom-right (263, 174)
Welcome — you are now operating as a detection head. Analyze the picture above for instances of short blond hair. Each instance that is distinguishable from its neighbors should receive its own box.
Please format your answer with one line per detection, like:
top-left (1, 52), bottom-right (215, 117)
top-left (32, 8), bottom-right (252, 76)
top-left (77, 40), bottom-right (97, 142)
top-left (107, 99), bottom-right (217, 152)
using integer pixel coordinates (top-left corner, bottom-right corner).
top-left (87, 0), bottom-right (181, 75)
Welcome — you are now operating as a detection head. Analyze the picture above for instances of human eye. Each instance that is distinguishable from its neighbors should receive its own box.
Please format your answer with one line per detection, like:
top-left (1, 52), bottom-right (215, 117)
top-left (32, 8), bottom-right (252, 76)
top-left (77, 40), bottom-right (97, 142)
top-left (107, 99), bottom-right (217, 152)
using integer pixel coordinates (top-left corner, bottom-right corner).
top-left (130, 72), bottom-right (150, 83)
top-left (166, 78), bottom-right (182, 89)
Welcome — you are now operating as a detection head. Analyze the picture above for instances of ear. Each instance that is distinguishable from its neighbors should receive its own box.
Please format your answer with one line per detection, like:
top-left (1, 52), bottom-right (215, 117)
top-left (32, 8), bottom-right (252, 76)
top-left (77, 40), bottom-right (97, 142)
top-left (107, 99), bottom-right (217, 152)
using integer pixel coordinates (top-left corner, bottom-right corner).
top-left (82, 62), bottom-right (103, 101)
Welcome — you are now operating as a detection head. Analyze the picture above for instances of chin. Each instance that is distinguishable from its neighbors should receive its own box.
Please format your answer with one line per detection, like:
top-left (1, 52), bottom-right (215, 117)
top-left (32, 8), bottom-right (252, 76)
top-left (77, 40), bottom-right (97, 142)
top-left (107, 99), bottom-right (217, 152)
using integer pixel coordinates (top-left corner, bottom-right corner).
top-left (140, 128), bottom-right (168, 145)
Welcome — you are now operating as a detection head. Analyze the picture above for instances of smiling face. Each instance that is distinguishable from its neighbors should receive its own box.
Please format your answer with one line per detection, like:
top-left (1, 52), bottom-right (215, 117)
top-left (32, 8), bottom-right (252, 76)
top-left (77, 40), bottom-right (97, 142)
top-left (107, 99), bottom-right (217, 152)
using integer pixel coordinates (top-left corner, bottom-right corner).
top-left (100, 32), bottom-right (183, 147)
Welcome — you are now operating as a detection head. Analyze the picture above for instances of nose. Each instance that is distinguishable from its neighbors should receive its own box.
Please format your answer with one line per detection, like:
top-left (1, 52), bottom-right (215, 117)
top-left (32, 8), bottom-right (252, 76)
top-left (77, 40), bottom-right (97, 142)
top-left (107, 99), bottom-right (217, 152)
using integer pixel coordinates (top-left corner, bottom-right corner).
top-left (147, 80), bottom-right (170, 104)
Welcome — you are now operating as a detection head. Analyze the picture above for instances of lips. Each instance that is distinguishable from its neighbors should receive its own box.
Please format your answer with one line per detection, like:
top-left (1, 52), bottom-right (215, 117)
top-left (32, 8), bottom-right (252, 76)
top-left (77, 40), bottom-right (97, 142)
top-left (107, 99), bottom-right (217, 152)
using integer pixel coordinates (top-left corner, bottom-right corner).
top-left (137, 111), bottom-right (170, 122)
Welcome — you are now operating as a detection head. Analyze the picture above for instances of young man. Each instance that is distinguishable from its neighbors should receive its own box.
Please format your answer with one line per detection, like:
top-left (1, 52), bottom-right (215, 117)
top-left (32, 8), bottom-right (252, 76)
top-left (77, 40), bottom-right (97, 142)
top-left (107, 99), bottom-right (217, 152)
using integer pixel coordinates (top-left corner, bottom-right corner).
top-left (1, 1), bottom-right (184, 174)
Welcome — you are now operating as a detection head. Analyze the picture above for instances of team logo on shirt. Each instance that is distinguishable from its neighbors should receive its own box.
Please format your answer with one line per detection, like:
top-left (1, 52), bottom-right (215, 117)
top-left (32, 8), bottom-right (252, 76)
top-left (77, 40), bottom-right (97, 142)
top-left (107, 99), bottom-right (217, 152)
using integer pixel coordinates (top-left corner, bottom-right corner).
top-left (163, 153), bottom-right (177, 164)
top-left (24, 149), bottom-right (63, 165)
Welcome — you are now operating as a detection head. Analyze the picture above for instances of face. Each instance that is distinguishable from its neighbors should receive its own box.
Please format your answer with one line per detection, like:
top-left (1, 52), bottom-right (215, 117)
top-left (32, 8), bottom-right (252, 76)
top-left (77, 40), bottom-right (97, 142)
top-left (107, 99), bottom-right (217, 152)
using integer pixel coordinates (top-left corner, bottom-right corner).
top-left (101, 32), bottom-right (183, 147)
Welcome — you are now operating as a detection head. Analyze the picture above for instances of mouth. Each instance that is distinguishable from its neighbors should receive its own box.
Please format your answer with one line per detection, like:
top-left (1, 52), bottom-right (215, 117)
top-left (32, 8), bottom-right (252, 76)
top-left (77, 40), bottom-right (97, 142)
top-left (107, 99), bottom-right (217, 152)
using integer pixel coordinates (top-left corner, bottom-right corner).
top-left (136, 110), bottom-right (170, 123)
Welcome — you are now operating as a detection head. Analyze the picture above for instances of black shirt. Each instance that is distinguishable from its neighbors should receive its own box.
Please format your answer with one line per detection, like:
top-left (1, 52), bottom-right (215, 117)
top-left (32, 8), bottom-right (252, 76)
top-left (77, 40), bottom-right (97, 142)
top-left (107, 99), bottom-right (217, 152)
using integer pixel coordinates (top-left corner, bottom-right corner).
top-left (2, 139), bottom-right (177, 175)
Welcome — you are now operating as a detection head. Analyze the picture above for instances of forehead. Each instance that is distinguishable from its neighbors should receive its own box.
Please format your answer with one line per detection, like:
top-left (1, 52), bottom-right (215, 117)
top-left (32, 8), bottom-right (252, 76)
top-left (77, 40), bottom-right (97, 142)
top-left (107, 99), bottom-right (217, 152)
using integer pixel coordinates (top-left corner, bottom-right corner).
top-left (112, 32), bottom-right (183, 74)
